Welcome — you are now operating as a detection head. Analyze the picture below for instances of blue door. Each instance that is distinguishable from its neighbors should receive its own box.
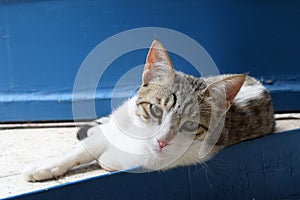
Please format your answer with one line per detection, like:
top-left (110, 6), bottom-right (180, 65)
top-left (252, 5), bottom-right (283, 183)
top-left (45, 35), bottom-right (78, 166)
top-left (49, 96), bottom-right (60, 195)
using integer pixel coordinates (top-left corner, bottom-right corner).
top-left (0, 0), bottom-right (299, 122)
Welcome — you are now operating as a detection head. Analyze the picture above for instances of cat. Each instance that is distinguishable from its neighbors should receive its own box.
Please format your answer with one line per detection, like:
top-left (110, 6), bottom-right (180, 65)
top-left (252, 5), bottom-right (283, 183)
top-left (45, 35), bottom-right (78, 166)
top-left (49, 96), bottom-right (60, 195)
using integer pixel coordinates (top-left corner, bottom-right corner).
top-left (23, 39), bottom-right (275, 182)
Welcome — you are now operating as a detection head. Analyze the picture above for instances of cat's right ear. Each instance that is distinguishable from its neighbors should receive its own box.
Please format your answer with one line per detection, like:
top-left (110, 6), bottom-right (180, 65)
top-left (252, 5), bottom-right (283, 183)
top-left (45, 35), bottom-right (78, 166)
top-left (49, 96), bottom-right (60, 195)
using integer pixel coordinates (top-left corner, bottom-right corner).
top-left (142, 39), bottom-right (175, 85)
top-left (204, 74), bottom-right (247, 111)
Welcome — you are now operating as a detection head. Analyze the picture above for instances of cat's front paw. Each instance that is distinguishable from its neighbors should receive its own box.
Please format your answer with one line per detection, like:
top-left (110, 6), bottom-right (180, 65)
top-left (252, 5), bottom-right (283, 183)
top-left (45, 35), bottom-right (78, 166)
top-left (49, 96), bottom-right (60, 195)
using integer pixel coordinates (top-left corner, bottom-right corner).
top-left (23, 159), bottom-right (68, 182)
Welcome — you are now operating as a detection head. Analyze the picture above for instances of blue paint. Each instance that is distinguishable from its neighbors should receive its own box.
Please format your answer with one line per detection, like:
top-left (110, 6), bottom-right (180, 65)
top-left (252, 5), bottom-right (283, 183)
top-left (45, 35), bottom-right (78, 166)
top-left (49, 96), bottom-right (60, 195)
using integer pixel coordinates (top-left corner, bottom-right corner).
top-left (4, 128), bottom-right (300, 200)
top-left (0, 0), bottom-right (299, 121)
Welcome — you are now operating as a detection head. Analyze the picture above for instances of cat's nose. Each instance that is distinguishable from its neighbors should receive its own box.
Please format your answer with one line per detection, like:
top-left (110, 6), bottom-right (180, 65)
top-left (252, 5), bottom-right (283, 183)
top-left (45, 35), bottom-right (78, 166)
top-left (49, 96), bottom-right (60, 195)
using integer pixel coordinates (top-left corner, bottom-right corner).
top-left (157, 139), bottom-right (169, 149)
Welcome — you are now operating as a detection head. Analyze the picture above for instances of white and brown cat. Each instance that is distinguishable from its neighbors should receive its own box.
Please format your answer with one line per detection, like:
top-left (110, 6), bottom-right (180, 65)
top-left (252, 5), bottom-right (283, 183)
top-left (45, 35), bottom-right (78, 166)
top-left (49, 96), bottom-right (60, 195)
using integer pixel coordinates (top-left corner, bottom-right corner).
top-left (23, 39), bottom-right (275, 182)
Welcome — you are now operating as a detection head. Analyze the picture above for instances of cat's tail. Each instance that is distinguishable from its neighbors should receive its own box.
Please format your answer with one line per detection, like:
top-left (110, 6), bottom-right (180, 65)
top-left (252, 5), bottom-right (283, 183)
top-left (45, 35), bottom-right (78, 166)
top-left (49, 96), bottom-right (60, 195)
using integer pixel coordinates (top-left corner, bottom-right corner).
top-left (76, 124), bottom-right (95, 140)
top-left (76, 116), bottom-right (110, 140)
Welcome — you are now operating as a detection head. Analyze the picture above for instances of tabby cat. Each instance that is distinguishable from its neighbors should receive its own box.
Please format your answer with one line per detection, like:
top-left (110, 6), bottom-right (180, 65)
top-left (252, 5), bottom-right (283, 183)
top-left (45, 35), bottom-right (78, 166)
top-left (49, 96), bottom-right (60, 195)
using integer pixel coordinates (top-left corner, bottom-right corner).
top-left (23, 39), bottom-right (275, 182)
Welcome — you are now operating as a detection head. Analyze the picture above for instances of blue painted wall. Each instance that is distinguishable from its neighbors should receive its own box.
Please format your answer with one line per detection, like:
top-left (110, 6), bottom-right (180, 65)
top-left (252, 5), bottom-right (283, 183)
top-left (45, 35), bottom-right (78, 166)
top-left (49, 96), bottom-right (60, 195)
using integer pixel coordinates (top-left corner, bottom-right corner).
top-left (0, 0), bottom-right (299, 121)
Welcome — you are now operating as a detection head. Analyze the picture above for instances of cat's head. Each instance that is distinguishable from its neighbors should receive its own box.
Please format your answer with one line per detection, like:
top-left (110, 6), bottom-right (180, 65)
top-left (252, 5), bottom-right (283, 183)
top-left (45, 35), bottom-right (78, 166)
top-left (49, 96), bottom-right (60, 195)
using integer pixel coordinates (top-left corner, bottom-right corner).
top-left (134, 39), bottom-right (245, 168)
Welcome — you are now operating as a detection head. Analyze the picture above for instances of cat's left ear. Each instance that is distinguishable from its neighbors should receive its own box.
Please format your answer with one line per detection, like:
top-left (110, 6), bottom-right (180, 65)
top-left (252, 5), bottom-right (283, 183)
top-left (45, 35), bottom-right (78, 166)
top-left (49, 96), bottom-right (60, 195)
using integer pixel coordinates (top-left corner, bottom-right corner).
top-left (142, 39), bottom-right (175, 85)
top-left (205, 74), bottom-right (247, 111)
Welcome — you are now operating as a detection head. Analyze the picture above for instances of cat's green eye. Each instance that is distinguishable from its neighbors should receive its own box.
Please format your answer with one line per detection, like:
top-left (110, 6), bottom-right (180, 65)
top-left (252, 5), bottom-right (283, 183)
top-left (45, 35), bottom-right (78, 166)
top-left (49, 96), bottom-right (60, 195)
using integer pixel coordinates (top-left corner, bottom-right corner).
top-left (181, 121), bottom-right (199, 132)
top-left (150, 104), bottom-right (163, 119)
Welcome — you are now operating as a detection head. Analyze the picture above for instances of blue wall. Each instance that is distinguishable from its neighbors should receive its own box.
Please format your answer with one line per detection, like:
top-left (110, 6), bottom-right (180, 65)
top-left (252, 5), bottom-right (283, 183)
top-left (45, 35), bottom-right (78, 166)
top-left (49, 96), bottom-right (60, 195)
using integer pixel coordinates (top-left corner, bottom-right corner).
top-left (0, 0), bottom-right (299, 121)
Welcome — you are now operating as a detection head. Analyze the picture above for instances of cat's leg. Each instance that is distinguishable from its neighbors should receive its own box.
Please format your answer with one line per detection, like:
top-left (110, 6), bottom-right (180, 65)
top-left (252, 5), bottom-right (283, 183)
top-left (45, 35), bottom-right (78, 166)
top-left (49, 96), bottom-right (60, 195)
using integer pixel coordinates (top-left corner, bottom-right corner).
top-left (23, 127), bottom-right (106, 182)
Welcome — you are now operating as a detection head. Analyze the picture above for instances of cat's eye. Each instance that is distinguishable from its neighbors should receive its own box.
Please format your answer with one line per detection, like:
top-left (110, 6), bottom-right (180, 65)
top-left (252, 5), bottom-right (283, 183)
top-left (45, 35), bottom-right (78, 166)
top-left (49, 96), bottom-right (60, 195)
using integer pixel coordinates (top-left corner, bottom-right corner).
top-left (181, 121), bottom-right (199, 132)
top-left (150, 104), bottom-right (163, 119)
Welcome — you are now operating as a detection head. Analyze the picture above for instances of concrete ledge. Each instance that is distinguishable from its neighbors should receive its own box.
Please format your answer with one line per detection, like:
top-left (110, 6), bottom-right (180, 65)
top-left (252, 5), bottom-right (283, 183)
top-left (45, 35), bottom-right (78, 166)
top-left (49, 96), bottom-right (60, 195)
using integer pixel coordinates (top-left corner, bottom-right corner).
top-left (0, 115), bottom-right (299, 199)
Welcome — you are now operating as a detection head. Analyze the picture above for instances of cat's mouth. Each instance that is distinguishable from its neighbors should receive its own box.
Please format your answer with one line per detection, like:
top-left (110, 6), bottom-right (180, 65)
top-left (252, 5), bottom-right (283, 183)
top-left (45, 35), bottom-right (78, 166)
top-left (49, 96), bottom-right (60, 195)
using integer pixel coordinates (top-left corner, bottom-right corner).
top-left (153, 139), bottom-right (174, 154)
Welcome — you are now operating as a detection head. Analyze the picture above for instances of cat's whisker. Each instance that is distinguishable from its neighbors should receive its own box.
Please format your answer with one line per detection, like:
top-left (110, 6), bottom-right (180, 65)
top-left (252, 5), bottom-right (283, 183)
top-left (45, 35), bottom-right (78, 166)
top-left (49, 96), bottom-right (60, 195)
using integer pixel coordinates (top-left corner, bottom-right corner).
top-left (200, 162), bottom-right (214, 188)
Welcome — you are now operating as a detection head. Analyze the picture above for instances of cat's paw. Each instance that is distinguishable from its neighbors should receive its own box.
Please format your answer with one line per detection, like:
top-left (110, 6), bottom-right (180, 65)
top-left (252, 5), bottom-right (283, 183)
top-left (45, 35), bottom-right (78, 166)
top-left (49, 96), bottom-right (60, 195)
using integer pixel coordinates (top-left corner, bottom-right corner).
top-left (23, 159), bottom-right (68, 182)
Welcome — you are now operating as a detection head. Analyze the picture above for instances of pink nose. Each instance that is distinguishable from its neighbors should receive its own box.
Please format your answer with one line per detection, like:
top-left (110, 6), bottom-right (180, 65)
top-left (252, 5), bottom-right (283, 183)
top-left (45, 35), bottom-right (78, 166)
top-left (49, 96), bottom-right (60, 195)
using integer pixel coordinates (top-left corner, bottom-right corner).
top-left (157, 139), bottom-right (169, 149)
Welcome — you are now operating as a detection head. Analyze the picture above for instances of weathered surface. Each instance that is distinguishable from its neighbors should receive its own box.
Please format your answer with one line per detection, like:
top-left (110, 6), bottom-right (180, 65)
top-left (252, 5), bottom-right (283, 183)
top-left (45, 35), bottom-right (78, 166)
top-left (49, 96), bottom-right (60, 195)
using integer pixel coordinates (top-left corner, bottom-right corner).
top-left (0, 127), bottom-right (107, 199)
top-left (0, 115), bottom-right (299, 199)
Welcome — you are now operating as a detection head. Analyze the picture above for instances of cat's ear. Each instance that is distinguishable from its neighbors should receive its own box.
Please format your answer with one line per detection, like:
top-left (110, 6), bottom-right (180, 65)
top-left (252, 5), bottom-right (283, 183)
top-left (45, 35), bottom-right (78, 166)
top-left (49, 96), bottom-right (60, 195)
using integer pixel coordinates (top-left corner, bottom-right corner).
top-left (205, 74), bottom-right (247, 111)
top-left (142, 39), bottom-right (175, 84)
